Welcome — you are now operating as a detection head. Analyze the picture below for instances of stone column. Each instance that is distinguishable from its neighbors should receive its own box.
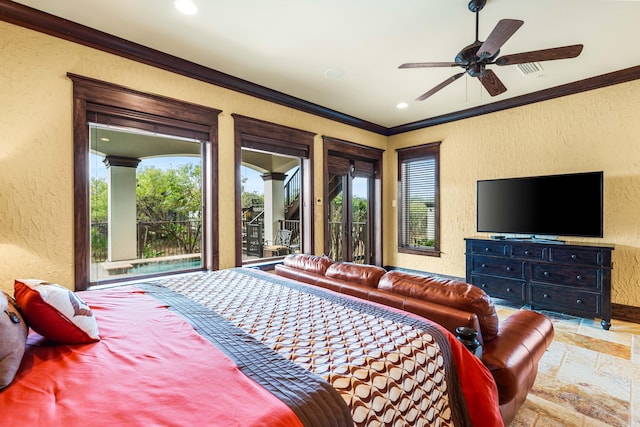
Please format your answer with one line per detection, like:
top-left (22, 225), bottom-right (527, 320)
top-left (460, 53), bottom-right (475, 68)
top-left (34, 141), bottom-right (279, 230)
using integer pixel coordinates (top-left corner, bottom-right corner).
top-left (261, 172), bottom-right (286, 244)
top-left (104, 156), bottom-right (140, 262)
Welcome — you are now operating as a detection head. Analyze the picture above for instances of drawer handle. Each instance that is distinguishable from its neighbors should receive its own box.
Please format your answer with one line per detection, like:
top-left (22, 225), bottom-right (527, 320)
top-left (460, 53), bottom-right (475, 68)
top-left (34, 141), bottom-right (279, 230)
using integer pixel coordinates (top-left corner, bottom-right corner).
top-left (576, 275), bottom-right (583, 280)
top-left (524, 250), bottom-right (530, 255)
top-left (506, 266), bottom-right (512, 272)
top-left (543, 293), bottom-right (550, 299)
top-left (543, 271), bottom-right (550, 277)
top-left (481, 264), bottom-right (487, 268)
top-left (571, 254), bottom-right (577, 260)
top-left (576, 299), bottom-right (583, 304)
top-left (484, 247), bottom-right (490, 252)
top-left (506, 287), bottom-right (512, 292)
top-left (480, 283), bottom-right (487, 288)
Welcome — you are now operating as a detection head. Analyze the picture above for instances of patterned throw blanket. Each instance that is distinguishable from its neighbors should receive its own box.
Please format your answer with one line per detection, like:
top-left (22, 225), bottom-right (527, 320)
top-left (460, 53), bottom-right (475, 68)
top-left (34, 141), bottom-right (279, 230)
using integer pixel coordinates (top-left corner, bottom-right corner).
top-left (151, 268), bottom-right (472, 427)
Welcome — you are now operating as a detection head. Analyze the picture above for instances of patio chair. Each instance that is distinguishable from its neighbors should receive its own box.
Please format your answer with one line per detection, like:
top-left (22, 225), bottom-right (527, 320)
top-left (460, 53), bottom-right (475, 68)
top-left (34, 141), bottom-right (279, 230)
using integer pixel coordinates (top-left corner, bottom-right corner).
top-left (264, 229), bottom-right (292, 257)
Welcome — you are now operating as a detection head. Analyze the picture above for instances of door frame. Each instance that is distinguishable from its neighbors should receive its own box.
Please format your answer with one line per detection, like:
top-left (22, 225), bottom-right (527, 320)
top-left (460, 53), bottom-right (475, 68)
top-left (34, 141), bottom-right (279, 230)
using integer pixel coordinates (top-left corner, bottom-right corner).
top-left (323, 137), bottom-right (384, 266)
top-left (233, 115), bottom-right (315, 266)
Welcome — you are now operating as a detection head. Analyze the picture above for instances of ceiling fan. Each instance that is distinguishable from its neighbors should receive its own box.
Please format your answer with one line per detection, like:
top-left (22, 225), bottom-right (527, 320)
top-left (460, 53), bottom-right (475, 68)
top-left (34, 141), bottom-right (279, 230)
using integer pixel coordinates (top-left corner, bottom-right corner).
top-left (399, 0), bottom-right (583, 101)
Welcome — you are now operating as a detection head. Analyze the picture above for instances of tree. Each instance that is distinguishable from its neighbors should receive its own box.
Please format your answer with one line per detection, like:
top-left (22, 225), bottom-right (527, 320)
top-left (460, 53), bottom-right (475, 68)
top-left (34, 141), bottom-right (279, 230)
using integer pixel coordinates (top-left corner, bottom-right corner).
top-left (90, 178), bottom-right (108, 222)
top-left (136, 163), bottom-right (202, 256)
top-left (90, 162), bottom-right (203, 260)
top-left (137, 164), bottom-right (201, 222)
top-left (90, 178), bottom-right (108, 262)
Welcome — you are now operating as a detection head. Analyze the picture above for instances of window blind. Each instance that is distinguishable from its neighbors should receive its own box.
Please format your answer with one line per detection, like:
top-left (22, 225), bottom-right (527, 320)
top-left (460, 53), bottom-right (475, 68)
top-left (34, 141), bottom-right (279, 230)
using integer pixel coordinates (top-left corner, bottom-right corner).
top-left (400, 157), bottom-right (436, 248)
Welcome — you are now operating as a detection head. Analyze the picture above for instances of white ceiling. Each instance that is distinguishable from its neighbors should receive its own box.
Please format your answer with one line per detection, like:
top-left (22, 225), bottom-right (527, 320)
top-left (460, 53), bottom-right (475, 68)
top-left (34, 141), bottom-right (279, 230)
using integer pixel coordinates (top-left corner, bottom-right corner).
top-left (13, 0), bottom-right (640, 128)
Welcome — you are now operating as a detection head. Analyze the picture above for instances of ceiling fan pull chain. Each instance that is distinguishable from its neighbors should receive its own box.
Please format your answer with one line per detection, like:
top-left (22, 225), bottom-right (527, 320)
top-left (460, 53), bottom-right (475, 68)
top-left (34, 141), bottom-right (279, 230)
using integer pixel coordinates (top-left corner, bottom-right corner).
top-left (465, 75), bottom-right (469, 104)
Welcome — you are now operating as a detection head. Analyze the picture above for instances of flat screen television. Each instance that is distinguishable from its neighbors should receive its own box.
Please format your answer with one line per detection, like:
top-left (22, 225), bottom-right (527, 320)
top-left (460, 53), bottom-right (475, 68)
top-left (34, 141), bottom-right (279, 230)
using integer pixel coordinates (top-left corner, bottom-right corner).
top-left (476, 171), bottom-right (603, 240)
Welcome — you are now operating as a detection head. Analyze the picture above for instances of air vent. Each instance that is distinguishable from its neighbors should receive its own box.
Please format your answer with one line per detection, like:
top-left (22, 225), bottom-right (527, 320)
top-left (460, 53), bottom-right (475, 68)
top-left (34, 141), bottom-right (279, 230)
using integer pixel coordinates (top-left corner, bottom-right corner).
top-left (516, 62), bottom-right (543, 76)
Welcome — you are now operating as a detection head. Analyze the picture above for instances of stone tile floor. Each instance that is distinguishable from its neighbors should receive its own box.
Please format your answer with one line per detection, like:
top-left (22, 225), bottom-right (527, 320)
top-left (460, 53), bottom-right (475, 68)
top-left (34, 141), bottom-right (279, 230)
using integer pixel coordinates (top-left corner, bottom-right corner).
top-left (497, 304), bottom-right (640, 426)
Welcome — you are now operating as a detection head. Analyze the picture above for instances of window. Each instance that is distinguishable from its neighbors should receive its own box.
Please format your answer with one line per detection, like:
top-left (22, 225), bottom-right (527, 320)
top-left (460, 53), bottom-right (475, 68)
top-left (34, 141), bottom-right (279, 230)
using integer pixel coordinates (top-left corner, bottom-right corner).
top-left (89, 126), bottom-right (204, 283)
top-left (71, 74), bottom-right (220, 290)
top-left (397, 142), bottom-right (440, 256)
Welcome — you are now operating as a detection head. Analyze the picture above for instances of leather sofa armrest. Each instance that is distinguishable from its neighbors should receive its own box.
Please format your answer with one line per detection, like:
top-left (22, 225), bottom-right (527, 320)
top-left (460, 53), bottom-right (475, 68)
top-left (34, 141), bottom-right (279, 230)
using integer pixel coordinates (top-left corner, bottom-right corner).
top-left (482, 310), bottom-right (554, 404)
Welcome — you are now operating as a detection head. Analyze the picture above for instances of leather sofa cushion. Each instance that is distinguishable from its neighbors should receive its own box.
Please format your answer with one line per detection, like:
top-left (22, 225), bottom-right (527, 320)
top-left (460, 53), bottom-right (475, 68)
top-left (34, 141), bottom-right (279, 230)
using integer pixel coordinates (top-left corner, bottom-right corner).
top-left (283, 254), bottom-right (333, 276)
top-left (325, 262), bottom-right (387, 288)
top-left (378, 271), bottom-right (499, 342)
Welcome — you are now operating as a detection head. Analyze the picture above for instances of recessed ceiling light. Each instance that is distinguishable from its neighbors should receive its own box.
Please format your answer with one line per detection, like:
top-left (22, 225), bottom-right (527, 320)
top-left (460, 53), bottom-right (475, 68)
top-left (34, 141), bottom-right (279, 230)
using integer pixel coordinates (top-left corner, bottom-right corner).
top-left (324, 67), bottom-right (346, 79)
top-left (174, 0), bottom-right (198, 15)
top-left (396, 102), bottom-right (409, 109)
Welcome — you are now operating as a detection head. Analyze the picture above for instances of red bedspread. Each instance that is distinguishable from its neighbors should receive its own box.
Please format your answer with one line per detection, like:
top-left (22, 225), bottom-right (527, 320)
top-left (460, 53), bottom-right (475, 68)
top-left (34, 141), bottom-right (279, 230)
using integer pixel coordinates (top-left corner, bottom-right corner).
top-left (1, 287), bottom-right (303, 427)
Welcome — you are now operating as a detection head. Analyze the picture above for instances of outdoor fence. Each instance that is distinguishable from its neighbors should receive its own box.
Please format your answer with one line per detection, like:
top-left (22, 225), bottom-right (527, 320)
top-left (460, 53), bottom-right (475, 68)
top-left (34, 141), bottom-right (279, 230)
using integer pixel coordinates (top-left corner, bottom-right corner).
top-left (91, 219), bottom-right (202, 263)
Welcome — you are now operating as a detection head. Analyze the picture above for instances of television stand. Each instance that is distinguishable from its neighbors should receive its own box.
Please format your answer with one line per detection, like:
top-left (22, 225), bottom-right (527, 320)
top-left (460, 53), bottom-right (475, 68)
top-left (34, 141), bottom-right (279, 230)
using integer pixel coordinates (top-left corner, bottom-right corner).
top-left (465, 237), bottom-right (614, 329)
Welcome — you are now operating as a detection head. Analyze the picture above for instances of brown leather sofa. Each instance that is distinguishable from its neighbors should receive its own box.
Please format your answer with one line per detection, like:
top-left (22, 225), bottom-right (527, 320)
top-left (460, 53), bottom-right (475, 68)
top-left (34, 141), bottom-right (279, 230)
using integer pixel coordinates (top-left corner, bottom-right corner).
top-left (275, 254), bottom-right (554, 426)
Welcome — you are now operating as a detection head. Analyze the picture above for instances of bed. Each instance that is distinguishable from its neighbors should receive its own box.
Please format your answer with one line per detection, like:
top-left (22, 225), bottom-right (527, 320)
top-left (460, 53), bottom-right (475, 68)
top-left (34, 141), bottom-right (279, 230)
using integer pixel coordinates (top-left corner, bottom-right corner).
top-left (1, 268), bottom-right (502, 426)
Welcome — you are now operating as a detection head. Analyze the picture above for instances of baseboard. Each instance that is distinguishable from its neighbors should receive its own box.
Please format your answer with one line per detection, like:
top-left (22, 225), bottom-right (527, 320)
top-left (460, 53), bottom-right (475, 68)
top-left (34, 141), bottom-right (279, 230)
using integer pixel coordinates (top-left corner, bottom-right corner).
top-left (612, 303), bottom-right (640, 324)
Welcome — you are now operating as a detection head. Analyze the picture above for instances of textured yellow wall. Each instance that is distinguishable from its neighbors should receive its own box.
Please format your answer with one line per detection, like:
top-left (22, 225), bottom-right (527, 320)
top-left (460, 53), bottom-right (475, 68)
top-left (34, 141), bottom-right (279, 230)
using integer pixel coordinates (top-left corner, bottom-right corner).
top-left (2, 21), bottom-right (639, 309)
top-left (0, 22), bottom-right (386, 292)
top-left (385, 82), bottom-right (640, 307)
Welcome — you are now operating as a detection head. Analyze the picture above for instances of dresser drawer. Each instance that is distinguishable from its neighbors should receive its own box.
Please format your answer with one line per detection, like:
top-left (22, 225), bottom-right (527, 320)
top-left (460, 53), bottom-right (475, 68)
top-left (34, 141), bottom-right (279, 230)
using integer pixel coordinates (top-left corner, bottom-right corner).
top-left (470, 275), bottom-right (525, 301)
top-left (531, 264), bottom-right (599, 289)
top-left (470, 256), bottom-right (525, 279)
top-left (530, 284), bottom-right (599, 316)
top-left (468, 240), bottom-right (507, 256)
top-left (549, 247), bottom-right (603, 266)
top-left (510, 244), bottom-right (545, 259)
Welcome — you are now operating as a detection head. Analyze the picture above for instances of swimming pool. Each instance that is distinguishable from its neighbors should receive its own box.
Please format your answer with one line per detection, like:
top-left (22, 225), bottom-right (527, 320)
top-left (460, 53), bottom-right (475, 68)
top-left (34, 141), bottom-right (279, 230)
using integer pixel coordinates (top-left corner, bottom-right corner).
top-left (128, 258), bottom-right (202, 274)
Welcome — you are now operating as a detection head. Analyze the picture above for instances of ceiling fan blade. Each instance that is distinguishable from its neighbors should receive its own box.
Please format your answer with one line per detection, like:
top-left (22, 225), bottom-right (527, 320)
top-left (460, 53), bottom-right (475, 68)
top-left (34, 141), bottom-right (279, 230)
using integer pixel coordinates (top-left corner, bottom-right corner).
top-left (495, 44), bottom-right (584, 65)
top-left (476, 19), bottom-right (524, 59)
top-left (416, 72), bottom-right (465, 101)
top-left (399, 62), bottom-right (460, 69)
top-left (478, 69), bottom-right (507, 96)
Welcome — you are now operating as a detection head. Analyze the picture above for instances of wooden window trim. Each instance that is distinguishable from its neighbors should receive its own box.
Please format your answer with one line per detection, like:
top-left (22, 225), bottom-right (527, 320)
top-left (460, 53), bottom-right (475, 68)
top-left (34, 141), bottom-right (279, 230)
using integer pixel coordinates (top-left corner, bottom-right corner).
top-left (70, 74), bottom-right (221, 290)
top-left (397, 142), bottom-right (441, 257)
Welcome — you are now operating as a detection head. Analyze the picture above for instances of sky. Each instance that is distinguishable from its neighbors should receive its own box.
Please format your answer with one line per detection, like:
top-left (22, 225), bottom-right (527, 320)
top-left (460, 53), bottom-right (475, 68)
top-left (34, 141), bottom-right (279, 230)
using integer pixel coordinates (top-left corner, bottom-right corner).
top-left (93, 155), bottom-right (367, 198)
top-left (90, 154), bottom-right (200, 180)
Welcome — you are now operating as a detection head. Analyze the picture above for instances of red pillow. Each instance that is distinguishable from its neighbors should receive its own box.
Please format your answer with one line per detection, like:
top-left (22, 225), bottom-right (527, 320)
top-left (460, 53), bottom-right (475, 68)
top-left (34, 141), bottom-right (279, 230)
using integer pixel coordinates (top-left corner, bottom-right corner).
top-left (14, 279), bottom-right (100, 344)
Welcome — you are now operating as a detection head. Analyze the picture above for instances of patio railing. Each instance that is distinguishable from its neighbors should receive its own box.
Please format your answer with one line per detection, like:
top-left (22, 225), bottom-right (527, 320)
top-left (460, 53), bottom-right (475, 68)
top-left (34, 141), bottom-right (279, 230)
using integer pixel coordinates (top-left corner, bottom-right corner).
top-left (327, 221), bottom-right (368, 263)
top-left (91, 219), bottom-right (202, 263)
